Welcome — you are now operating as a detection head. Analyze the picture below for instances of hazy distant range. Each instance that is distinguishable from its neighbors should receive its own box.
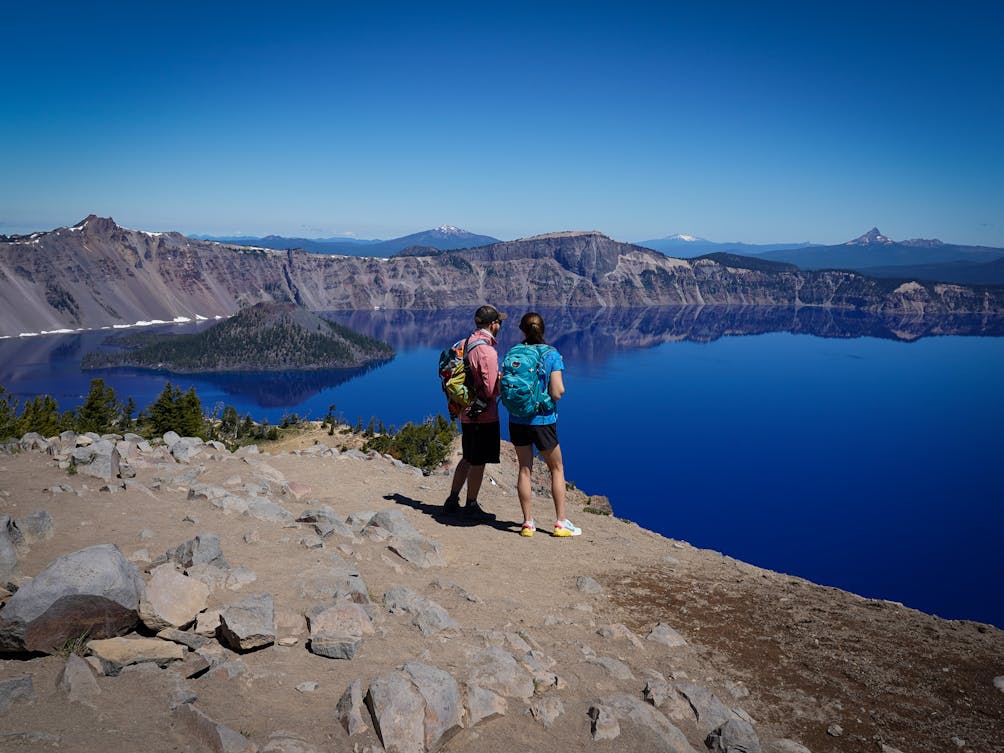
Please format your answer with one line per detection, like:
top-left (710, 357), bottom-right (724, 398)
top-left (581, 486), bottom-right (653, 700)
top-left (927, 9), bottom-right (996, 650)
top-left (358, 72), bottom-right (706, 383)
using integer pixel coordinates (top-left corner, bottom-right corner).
top-left (201, 226), bottom-right (1004, 285)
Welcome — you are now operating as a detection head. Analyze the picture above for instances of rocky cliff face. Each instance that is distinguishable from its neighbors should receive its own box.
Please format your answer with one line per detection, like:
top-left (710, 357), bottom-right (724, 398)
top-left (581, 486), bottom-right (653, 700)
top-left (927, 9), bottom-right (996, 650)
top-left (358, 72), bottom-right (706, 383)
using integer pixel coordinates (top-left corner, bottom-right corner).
top-left (2, 216), bottom-right (1002, 336)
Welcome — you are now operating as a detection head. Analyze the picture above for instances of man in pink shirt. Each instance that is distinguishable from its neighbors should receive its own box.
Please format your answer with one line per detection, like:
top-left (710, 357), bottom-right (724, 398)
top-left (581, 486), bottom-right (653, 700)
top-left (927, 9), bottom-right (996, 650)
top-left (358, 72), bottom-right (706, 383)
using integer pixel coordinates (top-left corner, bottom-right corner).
top-left (444, 304), bottom-right (507, 521)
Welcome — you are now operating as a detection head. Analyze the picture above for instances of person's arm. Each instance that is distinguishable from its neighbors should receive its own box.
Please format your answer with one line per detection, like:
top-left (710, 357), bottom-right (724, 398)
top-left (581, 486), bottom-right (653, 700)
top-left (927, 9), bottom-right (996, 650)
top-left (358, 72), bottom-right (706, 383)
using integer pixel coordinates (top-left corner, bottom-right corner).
top-left (470, 346), bottom-right (499, 399)
top-left (548, 370), bottom-right (565, 402)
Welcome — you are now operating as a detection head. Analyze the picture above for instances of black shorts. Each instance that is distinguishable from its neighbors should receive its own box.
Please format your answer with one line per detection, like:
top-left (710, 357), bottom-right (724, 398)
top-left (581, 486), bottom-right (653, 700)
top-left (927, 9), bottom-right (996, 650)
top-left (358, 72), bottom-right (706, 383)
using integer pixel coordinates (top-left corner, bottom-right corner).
top-left (461, 421), bottom-right (501, 465)
top-left (509, 422), bottom-right (559, 452)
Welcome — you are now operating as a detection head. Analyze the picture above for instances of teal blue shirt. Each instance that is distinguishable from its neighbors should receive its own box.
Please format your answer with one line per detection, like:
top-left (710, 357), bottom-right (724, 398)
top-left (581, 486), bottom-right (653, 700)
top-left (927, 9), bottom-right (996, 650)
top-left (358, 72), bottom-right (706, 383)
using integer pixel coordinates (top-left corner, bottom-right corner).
top-left (508, 346), bottom-right (564, 426)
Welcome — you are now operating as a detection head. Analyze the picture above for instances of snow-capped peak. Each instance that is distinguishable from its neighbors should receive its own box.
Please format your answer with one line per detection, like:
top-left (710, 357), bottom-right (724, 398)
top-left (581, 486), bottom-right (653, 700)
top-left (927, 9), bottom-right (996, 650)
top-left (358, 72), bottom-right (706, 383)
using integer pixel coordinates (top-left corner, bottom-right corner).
top-left (845, 227), bottom-right (895, 246)
top-left (434, 225), bottom-right (466, 235)
top-left (671, 233), bottom-right (701, 242)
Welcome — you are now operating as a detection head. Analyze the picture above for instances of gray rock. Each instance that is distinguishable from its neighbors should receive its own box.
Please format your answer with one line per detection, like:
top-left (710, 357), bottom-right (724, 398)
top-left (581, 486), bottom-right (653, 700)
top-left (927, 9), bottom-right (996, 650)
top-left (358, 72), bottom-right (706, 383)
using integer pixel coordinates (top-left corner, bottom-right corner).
top-left (295, 558), bottom-right (369, 603)
top-left (218, 592), bottom-right (275, 652)
top-left (388, 536), bottom-right (446, 569)
top-left (588, 703), bottom-right (621, 740)
top-left (300, 535), bottom-right (324, 550)
top-left (309, 633), bottom-right (361, 659)
top-left (826, 724), bottom-right (842, 737)
top-left (186, 562), bottom-right (232, 591)
top-left (345, 511), bottom-right (376, 532)
top-left (402, 662), bottom-right (463, 751)
top-left (169, 533), bottom-right (228, 569)
top-left (383, 586), bottom-right (457, 635)
top-left (364, 509), bottom-right (419, 538)
top-left (706, 718), bottom-right (761, 753)
top-left (297, 507), bottom-right (355, 539)
top-left (0, 516), bottom-right (18, 582)
top-left (139, 563), bottom-right (210, 631)
top-left (194, 609), bottom-right (224, 636)
top-left (587, 655), bottom-right (635, 680)
top-left (0, 675), bottom-right (34, 713)
top-left (19, 432), bottom-right (50, 451)
top-left (366, 671), bottom-right (426, 753)
top-left (674, 681), bottom-right (737, 734)
top-left (591, 694), bottom-right (701, 752)
top-left (336, 679), bottom-right (369, 736)
top-left (994, 675), bottom-right (1004, 694)
top-left (168, 649), bottom-right (211, 679)
top-left (163, 431), bottom-right (182, 447)
top-left (87, 635), bottom-right (186, 675)
top-left (0, 543), bottom-right (144, 653)
top-left (597, 622), bottom-right (644, 648)
top-left (14, 510), bottom-right (54, 544)
top-left (644, 670), bottom-right (672, 707)
top-left (428, 579), bottom-right (482, 603)
top-left (464, 682), bottom-right (507, 725)
top-left (165, 673), bottom-right (199, 708)
top-left (528, 695), bottom-right (564, 727)
top-left (467, 647), bottom-right (534, 700)
top-left (245, 497), bottom-right (295, 524)
top-left (188, 483), bottom-right (229, 502)
top-left (56, 652), bottom-right (101, 706)
top-left (648, 622), bottom-right (688, 647)
top-left (173, 702), bottom-right (256, 753)
top-left (576, 575), bottom-right (603, 593)
top-left (306, 601), bottom-right (372, 659)
top-left (71, 439), bottom-right (120, 481)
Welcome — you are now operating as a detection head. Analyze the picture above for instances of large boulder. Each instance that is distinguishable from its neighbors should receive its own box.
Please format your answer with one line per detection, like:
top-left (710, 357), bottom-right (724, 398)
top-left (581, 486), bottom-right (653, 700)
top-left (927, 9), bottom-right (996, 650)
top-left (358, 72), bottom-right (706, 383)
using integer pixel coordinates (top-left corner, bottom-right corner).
top-left (0, 515), bottom-right (19, 583)
top-left (365, 663), bottom-right (462, 753)
top-left (139, 563), bottom-right (211, 631)
top-left (0, 544), bottom-right (144, 653)
top-left (217, 593), bottom-right (275, 652)
top-left (71, 439), bottom-right (120, 481)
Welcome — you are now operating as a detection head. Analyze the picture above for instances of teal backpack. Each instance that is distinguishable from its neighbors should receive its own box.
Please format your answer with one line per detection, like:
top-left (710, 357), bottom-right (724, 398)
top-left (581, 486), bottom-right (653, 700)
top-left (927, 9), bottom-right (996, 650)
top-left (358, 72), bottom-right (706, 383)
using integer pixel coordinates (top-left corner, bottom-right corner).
top-left (500, 344), bottom-right (555, 418)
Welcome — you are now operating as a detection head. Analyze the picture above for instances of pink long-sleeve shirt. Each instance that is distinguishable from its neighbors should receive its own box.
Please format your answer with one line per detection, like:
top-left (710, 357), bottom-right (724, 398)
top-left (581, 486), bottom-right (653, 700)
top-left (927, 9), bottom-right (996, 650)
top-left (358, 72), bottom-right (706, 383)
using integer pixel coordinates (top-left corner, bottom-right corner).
top-left (460, 328), bottom-right (500, 424)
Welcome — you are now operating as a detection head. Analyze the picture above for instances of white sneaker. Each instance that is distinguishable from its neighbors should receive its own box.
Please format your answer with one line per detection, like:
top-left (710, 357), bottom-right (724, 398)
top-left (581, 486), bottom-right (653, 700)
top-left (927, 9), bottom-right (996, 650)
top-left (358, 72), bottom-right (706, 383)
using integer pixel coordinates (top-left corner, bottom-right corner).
top-left (553, 519), bottom-right (581, 537)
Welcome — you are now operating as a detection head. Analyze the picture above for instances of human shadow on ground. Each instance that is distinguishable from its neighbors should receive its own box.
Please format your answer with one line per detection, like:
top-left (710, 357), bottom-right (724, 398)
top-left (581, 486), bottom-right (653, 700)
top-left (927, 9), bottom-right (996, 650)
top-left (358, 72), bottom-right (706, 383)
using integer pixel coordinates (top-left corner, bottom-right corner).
top-left (384, 493), bottom-right (518, 535)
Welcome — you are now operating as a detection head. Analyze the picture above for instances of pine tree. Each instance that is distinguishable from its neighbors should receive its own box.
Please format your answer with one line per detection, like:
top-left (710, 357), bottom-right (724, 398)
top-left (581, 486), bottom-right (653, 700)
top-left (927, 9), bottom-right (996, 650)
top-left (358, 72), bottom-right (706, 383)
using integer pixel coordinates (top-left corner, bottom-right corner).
top-left (178, 387), bottom-right (204, 438)
top-left (76, 379), bottom-right (120, 434)
top-left (148, 382), bottom-right (183, 436)
top-left (0, 386), bottom-right (18, 440)
top-left (15, 395), bottom-right (62, 437)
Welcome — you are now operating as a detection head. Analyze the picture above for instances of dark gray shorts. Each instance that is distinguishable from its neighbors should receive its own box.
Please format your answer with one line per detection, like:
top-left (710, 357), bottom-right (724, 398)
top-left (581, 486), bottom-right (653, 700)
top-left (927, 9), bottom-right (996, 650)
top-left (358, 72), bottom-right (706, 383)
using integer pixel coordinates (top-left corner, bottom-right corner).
top-left (461, 421), bottom-right (501, 465)
top-left (509, 422), bottom-right (559, 452)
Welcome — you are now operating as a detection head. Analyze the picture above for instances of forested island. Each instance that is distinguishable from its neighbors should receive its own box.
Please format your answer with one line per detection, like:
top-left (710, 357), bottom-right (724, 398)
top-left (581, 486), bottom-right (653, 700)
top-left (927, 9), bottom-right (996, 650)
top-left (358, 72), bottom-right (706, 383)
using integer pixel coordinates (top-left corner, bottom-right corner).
top-left (81, 302), bottom-right (393, 373)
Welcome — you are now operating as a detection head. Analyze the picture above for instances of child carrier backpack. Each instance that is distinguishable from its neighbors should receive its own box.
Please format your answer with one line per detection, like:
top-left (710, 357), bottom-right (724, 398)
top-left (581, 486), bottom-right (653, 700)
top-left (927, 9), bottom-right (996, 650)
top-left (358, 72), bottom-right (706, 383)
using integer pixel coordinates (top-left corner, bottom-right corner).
top-left (500, 344), bottom-right (555, 418)
top-left (438, 336), bottom-right (489, 418)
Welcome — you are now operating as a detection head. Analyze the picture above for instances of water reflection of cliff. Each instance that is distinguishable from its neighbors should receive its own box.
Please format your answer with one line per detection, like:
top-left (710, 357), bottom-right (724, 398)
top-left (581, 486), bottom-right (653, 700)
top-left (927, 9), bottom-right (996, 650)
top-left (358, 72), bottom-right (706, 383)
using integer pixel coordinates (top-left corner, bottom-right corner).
top-left (328, 306), bottom-right (1004, 361)
top-left (180, 363), bottom-right (390, 407)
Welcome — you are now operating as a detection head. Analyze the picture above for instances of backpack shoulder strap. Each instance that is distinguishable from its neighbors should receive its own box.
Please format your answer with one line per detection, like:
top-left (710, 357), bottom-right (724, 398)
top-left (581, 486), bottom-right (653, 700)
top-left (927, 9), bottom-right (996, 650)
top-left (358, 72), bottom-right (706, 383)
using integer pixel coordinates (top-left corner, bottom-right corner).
top-left (463, 337), bottom-right (489, 363)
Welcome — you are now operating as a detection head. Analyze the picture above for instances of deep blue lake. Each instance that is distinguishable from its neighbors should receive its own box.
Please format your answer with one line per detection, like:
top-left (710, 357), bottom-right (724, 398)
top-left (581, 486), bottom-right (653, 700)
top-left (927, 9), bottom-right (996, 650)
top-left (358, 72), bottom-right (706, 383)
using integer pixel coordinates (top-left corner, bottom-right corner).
top-left (2, 306), bottom-right (1002, 628)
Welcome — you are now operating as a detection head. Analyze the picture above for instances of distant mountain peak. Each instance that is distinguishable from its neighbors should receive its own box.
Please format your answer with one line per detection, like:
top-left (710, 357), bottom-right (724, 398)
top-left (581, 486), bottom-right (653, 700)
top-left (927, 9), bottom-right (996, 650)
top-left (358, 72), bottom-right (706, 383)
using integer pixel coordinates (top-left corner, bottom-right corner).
top-left (432, 225), bottom-right (467, 235)
top-left (845, 227), bottom-right (894, 246)
top-left (667, 233), bottom-right (705, 242)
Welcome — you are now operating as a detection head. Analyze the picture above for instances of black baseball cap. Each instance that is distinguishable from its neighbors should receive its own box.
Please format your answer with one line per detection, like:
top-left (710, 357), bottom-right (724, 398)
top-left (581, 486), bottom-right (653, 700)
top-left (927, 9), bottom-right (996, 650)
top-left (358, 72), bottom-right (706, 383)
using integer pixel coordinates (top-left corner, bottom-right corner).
top-left (474, 304), bottom-right (508, 327)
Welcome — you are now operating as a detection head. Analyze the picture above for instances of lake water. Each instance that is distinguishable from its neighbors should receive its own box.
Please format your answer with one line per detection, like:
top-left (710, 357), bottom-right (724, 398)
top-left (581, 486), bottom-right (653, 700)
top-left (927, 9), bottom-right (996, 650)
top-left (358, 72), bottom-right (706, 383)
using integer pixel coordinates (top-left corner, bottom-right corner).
top-left (2, 306), bottom-right (1002, 628)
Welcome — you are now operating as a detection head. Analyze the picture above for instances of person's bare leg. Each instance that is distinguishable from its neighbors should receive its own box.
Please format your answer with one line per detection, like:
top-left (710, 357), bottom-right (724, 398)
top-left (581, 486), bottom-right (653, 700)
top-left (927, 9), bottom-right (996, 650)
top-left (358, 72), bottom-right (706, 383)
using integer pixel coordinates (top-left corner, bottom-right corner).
top-left (450, 458), bottom-right (470, 497)
top-left (465, 463), bottom-right (486, 501)
top-left (540, 444), bottom-right (566, 521)
top-left (514, 444), bottom-right (535, 523)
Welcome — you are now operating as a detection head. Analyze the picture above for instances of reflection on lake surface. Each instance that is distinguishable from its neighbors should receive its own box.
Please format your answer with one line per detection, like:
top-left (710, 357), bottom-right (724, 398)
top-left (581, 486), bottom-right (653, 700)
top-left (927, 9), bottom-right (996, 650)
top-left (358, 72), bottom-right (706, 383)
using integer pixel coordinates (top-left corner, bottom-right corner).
top-left (1, 306), bottom-right (1003, 627)
top-left (329, 305), bottom-right (1004, 353)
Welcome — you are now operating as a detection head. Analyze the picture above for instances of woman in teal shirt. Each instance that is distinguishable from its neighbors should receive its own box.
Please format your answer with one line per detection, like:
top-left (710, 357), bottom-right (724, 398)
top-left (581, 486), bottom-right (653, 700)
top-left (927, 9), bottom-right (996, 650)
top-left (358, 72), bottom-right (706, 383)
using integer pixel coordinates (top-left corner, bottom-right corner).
top-left (507, 312), bottom-right (580, 538)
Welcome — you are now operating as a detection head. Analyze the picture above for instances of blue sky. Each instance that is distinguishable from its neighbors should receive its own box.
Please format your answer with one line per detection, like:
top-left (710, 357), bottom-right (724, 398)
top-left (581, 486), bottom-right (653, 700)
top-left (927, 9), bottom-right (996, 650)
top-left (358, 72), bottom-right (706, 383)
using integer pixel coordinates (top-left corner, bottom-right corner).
top-left (2, 1), bottom-right (1002, 246)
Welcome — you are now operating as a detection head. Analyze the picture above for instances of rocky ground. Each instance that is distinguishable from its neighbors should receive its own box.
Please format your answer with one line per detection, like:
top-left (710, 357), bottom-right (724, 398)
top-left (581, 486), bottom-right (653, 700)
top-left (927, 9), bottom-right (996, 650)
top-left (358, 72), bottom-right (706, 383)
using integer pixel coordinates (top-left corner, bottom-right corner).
top-left (1, 425), bottom-right (1002, 753)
